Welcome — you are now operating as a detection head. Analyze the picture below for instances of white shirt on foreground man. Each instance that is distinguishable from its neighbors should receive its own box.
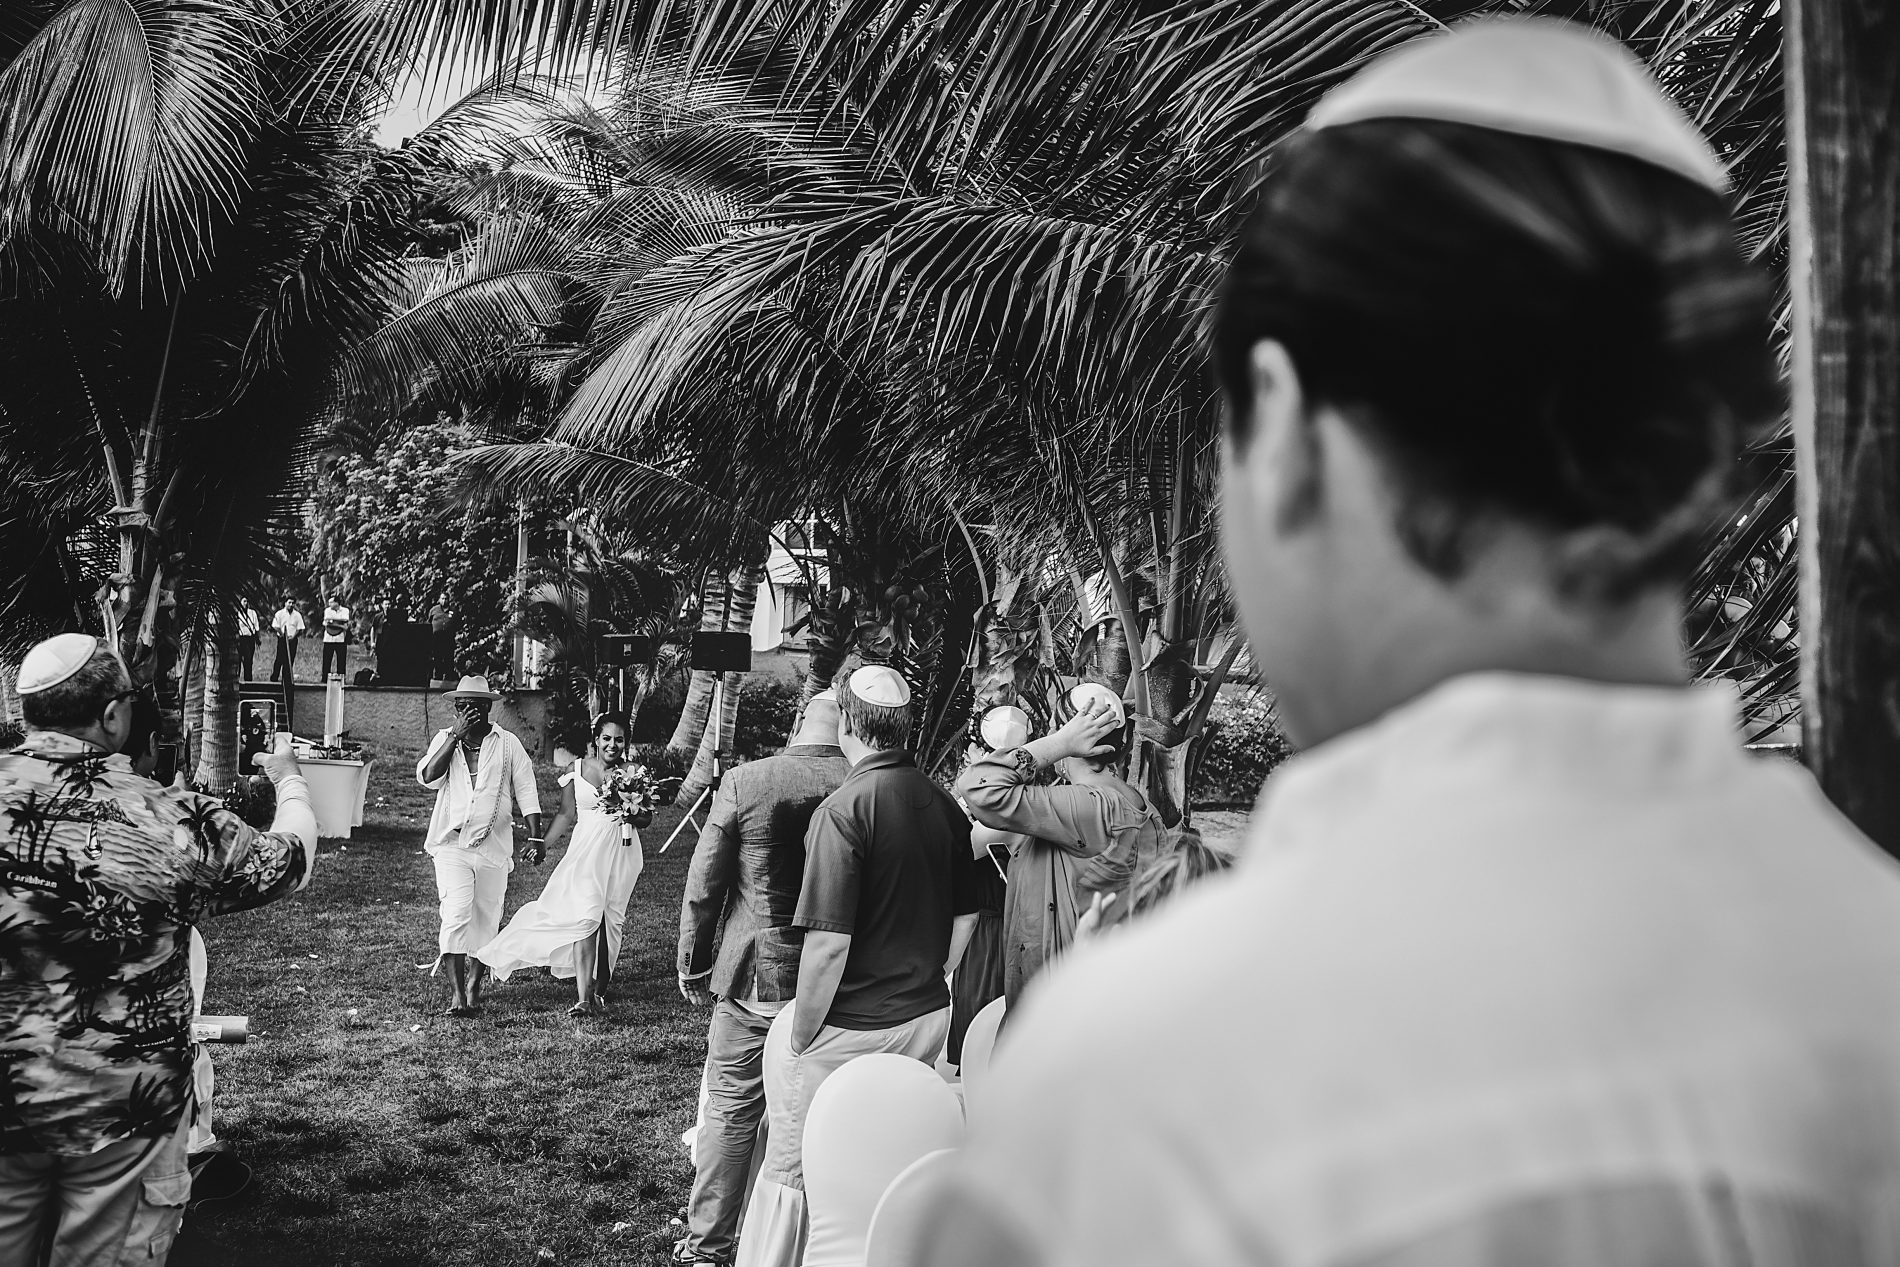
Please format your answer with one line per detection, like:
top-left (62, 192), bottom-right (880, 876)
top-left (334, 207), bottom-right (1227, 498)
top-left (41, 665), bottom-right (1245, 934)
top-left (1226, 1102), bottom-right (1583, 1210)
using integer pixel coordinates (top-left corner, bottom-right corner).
top-left (918, 19), bottom-right (1900, 1267)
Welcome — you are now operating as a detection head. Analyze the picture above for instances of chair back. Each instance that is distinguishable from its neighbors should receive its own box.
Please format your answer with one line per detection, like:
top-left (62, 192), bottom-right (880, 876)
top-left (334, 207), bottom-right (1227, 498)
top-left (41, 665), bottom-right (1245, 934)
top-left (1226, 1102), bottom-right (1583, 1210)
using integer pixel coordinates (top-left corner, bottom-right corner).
top-left (803, 1054), bottom-right (964, 1267)
top-left (863, 1148), bottom-right (958, 1267)
top-left (957, 996), bottom-right (1008, 1121)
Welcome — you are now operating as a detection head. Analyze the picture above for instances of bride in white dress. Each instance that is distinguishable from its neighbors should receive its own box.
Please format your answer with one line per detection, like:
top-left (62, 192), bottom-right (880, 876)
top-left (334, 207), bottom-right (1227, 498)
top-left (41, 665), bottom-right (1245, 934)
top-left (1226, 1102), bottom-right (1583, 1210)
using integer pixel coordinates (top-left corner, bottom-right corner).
top-left (477, 714), bottom-right (648, 1016)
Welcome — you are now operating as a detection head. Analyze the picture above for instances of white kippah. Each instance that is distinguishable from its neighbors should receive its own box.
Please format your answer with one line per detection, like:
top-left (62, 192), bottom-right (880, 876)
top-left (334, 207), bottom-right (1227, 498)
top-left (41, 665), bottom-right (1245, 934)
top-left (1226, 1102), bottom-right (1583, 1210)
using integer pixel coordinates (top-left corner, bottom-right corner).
top-left (1068, 682), bottom-right (1128, 729)
top-left (849, 665), bottom-right (911, 708)
top-left (979, 705), bottom-right (1032, 752)
top-left (18, 633), bottom-right (100, 695)
top-left (1308, 18), bottom-right (1728, 192)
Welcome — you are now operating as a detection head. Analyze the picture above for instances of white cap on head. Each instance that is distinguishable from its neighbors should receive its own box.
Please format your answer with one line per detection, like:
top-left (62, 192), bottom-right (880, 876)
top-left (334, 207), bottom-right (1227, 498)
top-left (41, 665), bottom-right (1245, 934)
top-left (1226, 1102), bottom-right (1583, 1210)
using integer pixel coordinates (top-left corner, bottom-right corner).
top-left (1068, 682), bottom-right (1127, 729)
top-left (1307, 18), bottom-right (1728, 192)
top-left (19, 634), bottom-right (102, 695)
top-left (979, 705), bottom-right (1032, 752)
top-left (849, 665), bottom-right (911, 708)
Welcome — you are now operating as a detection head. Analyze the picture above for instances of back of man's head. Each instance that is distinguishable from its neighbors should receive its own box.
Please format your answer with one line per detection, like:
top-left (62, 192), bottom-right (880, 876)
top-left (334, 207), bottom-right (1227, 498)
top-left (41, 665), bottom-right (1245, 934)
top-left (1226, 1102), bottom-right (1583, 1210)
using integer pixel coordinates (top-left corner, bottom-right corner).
top-left (836, 666), bottom-right (913, 752)
top-left (790, 690), bottom-right (843, 748)
top-left (20, 640), bottom-right (129, 733)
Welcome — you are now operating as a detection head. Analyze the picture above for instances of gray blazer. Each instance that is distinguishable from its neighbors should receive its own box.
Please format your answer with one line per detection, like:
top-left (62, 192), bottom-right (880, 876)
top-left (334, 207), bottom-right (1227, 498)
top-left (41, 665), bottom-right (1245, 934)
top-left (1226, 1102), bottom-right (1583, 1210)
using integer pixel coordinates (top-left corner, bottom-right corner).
top-left (677, 743), bottom-right (849, 1001)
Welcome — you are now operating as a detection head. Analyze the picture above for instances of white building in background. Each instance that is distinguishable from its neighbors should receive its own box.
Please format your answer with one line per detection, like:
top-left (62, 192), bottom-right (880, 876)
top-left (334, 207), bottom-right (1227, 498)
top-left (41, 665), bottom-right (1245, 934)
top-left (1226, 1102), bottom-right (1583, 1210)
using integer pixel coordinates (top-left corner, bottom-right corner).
top-left (752, 520), bottom-right (830, 654)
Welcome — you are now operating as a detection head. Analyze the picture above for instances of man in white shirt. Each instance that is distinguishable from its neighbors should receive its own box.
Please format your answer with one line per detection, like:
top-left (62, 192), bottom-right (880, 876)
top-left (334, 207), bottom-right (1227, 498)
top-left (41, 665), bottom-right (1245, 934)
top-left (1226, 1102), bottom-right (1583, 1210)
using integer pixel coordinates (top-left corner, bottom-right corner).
top-left (921, 21), bottom-right (1900, 1267)
top-left (269, 597), bottom-right (304, 684)
top-left (320, 598), bottom-right (351, 681)
top-left (416, 676), bottom-right (543, 1017)
top-left (236, 601), bottom-right (261, 681)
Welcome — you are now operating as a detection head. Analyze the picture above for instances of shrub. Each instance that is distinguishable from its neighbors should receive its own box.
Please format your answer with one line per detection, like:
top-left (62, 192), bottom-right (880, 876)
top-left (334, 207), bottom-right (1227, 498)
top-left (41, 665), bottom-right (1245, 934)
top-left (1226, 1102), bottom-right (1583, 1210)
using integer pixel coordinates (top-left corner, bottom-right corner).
top-left (630, 662), bottom-right (689, 744)
top-left (733, 676), bottom-right (801, 760)
top-left (0, 719), bottom-right (22, 751)
top-left (1191, 689), bottom-right (1296, 807)
top-left (629, 743), bottom-right (690, 785)
top-left (541, 670), bottom-right (593, 755)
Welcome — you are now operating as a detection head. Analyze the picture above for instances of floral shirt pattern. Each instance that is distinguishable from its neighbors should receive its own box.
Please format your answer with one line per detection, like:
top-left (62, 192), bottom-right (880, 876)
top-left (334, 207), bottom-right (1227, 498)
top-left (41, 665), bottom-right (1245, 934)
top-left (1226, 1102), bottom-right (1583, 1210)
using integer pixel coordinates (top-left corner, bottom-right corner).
top-left (0, 733), bottom-right (308, 1157)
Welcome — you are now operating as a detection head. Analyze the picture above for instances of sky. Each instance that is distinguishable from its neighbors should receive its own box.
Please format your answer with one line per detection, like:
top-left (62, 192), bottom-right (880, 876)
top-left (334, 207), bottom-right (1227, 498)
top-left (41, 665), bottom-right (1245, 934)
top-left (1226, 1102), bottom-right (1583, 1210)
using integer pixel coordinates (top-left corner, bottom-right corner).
top-left (374, 64), bottom-right (491, 147)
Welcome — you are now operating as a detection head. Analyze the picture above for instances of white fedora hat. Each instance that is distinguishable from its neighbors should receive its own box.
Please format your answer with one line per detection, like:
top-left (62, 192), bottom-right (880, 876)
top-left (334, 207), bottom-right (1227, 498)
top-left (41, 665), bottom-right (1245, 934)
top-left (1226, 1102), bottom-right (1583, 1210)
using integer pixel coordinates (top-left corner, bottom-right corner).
top-left (445, 675), bottom-right (499, 701)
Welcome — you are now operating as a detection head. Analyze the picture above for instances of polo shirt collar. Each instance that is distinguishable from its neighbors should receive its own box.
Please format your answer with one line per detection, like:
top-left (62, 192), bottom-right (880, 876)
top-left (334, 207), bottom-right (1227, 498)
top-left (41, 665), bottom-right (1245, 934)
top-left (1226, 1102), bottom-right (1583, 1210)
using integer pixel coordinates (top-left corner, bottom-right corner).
top-left (848, 748), bottom-right (913, 778)
top-left (781, 744), bottom-right (843, 758)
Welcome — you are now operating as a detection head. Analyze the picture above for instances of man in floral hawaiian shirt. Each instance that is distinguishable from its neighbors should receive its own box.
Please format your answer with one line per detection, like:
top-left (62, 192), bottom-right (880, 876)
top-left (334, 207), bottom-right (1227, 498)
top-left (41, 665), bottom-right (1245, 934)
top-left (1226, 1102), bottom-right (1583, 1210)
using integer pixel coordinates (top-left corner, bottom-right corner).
top-left (0, 634), bottom-right (317, 1266)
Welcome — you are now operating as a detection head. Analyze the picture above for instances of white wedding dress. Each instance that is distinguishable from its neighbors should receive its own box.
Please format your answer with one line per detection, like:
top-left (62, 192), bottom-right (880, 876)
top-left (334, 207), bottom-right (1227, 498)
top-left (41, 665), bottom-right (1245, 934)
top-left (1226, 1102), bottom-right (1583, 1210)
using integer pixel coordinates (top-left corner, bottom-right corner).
top-left (477, 760), bottom-right (645, 982)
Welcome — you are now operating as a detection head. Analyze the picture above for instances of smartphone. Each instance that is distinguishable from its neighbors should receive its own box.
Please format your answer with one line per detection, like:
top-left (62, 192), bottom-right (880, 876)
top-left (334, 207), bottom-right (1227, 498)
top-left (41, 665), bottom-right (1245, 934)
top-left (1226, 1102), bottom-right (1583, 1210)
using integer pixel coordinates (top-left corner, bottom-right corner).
top-left (239, 700), bottom-right (276, 770)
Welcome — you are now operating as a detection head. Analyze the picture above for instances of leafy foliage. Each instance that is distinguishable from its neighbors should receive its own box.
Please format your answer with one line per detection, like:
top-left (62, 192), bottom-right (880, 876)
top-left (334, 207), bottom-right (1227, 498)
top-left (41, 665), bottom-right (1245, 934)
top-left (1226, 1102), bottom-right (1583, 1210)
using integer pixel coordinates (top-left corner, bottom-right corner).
top-left (308, 422), bottom-right (526, 676)
top-left (336, 0), bottom-right (1796, 766)
top-left (1191, 690), bottom-right (1296, 807)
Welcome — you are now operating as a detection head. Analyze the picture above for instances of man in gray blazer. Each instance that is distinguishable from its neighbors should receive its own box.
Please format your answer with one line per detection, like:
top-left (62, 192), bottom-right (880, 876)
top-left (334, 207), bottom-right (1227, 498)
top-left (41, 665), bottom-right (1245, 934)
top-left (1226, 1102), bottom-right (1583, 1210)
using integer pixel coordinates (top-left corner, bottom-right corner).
top-left (675, 691), bottom-right (848, 1267)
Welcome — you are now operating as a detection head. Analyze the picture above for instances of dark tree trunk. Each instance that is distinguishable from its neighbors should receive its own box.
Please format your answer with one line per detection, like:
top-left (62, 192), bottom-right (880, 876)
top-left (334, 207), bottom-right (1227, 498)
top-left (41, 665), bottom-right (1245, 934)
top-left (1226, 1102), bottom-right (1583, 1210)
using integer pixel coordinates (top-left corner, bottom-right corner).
top-left (1787, 0), bottom-right (1900, 857)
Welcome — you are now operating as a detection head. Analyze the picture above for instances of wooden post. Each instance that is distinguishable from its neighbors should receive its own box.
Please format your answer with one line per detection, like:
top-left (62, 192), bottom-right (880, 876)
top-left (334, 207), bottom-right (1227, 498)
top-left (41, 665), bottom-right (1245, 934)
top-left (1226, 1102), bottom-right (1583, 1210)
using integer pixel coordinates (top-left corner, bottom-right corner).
top-left (1787, 0), bottom-right (1900, 856)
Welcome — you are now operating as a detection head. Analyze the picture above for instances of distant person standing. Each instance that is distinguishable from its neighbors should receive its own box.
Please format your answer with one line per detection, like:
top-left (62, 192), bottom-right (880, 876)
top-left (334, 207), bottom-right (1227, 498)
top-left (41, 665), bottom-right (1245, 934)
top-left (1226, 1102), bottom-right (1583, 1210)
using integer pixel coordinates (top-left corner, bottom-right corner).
top-left (320, 596), bottom-right (351, 681)
top-left (737, 666), bottom-right (982, 1267)
top-left (416, 676), bottom-right (543, 1017)
top-left (429, 595), bottom-right (457, 684)
top-left (270, 597), bottom-right (304, 685)
top-left (236, 600), bottom-right (261, 681)
top-left (0, 634), bottom-right (317, 1267)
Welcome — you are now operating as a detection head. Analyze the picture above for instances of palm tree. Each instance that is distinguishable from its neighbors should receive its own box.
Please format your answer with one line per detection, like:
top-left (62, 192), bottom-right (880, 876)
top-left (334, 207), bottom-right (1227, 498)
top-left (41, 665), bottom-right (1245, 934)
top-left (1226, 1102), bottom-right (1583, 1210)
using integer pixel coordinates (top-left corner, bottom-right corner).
top-left (0, 2), bottom-right (535, 788)
top-left (336, 0), bottom-right (1793, 802)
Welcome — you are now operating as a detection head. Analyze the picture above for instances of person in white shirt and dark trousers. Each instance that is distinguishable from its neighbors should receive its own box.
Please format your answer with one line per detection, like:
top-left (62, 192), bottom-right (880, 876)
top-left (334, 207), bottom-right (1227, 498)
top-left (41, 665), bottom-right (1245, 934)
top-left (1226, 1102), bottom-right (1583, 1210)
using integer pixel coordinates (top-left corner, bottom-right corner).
top-left (270, 598), bottom-right (304, 685)
top-left (320, 598), bottom-right (351, 681)
top-left (236, 601), bottom-right (260, 682)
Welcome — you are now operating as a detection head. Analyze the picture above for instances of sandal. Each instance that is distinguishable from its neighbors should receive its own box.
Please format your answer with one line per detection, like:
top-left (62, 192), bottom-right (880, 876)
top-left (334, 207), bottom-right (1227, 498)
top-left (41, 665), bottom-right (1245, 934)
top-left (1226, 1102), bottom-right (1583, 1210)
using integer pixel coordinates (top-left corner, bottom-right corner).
top-left (442, 1004), bottom-right (482, 1018)
top-left (568, 1000), bottom-right (600, 1018)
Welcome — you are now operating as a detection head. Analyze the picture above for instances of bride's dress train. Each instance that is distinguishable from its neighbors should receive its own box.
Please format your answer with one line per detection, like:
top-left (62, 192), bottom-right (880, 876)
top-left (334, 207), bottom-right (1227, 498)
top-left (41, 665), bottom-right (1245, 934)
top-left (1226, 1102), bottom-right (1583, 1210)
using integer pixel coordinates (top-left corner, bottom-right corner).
top-left (477, 761), bottom-right (643, 981)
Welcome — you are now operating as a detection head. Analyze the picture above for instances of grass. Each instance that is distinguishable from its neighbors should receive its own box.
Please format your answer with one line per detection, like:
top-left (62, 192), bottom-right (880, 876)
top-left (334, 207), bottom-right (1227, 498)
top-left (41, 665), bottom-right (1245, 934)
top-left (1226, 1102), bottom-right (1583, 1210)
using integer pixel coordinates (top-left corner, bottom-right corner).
top-left (172, 747), bottom-right (709, 1267)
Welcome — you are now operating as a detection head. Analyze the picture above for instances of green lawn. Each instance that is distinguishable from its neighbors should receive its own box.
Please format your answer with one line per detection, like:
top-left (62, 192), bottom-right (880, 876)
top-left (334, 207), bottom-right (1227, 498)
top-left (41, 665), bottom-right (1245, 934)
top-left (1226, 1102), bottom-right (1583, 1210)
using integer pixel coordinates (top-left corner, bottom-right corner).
top-left (172, 751), bottom-right (709, 1267)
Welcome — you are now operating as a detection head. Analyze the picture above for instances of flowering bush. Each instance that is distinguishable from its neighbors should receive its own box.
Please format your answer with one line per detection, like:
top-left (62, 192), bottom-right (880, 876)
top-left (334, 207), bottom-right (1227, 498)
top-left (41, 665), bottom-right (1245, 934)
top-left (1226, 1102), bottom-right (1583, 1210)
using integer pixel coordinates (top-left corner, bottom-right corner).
top-left (307, 422), bottom-right (531, 678)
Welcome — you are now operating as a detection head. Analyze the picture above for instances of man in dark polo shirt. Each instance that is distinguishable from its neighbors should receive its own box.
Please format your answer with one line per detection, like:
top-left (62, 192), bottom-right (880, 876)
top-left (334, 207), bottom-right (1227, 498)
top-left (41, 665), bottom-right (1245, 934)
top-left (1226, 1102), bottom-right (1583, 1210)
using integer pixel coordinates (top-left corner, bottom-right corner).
top-left (736, 665), bottom-right (981, 1267)
top-left (674, 691), bottom-right (850, 1267)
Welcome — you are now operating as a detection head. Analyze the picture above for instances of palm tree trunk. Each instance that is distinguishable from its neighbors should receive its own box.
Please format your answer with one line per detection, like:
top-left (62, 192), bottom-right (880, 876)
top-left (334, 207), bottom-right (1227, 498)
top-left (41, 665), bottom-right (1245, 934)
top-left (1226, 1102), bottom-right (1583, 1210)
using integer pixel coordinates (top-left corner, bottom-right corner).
top-left (676, 565), bottom-right (763, 805)
top-left (667, 569), bottom-right (733, 754)
top-left (195, 620), bottom-right (241, 792)
top-left (1788, 0), bottom-right (1900, 856)
top-left (182, 635), bottom-right (207, 783)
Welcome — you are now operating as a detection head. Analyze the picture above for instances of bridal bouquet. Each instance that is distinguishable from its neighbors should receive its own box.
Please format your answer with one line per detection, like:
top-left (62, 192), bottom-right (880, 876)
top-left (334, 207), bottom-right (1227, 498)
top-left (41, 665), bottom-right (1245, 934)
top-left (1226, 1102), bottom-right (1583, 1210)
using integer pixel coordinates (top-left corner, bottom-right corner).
top-left (599, 763), bottom-right (663, 844)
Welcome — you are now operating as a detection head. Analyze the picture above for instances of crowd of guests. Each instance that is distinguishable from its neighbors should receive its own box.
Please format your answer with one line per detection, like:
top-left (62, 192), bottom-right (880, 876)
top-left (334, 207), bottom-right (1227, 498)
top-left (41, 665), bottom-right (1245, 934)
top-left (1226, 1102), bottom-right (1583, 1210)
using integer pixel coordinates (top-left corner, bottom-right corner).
top-left (9, 18), bottom-right (1900, 1267)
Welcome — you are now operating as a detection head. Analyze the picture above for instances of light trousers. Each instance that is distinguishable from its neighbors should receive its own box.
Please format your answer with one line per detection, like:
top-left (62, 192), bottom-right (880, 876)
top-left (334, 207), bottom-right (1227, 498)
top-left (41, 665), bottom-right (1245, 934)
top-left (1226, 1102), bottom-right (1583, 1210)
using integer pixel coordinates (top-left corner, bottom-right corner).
top-left (0, 1111), bottom-right (193, 1267)
top-left (433, 850), bottom-right (508, 955)
top-left (735, 1001), bottom-right (951, 1267)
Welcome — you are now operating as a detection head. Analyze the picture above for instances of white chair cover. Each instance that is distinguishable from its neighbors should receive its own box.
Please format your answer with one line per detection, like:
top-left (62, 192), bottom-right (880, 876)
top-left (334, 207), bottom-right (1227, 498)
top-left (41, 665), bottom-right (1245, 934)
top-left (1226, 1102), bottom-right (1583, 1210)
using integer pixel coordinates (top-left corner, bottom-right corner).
top-left (802, 1054), bottom-right (964, 1267)
top-left (863, 1149), bottom-right (958, 1267)
top-left (956, 996), bottom-right (1007, 1122)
